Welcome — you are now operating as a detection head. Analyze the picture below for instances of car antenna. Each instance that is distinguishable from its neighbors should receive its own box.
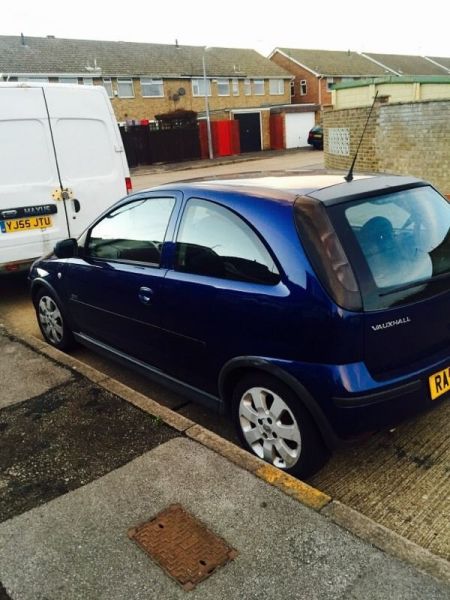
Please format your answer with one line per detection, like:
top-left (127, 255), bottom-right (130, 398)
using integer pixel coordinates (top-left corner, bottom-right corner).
top-left (344, 91), bottom-right (379, 182)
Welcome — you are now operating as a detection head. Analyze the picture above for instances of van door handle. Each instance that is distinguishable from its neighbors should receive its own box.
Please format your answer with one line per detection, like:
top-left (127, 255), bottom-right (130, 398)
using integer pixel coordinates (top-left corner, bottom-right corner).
top-left (138, 286), bottom-right (153, 305)
top-left (72, 199), bottom-right (81, 213)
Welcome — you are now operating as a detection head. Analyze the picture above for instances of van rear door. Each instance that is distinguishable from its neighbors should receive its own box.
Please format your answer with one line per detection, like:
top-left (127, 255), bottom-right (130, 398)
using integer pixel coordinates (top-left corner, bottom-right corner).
top-left (0, 85), bottom-right (71, 270)
top-left (42, 85), bottom-right (129, 238)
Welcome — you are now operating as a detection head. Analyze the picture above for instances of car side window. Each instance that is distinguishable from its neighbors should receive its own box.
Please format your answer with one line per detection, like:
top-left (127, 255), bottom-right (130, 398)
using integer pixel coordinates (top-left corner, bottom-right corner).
top-left (174, 198), bottom-right (280, 285)
top-left (87, 197), bottom-right (175, 264)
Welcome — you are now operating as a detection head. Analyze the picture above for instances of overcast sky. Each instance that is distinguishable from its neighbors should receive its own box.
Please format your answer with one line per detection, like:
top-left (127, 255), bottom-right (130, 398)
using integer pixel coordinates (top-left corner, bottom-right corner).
top-left (5, 0), bottom-right (450, 57)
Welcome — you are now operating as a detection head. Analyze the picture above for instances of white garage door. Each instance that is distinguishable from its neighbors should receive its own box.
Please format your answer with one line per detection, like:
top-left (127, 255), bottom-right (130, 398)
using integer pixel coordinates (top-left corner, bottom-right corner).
top-left (285, 113), bottom-right (316, 148)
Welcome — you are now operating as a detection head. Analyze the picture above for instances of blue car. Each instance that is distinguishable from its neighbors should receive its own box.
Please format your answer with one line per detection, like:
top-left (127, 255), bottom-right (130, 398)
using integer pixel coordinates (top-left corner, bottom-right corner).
top-left (29, 174), bottom-right (450, 477)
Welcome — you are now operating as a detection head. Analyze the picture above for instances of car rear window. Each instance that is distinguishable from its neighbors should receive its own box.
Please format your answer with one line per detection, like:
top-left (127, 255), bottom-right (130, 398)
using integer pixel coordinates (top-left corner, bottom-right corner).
top-left (331, 186), bottom-right (450, 310)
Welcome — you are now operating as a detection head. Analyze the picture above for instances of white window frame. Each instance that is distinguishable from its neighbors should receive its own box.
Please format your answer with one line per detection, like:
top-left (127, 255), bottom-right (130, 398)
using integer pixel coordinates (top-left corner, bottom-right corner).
top-left (217, 78), bottom-right (230, 96)
top-left (192, 78), bottom-right (211, 97)
top-left (232, 78), bottom-right (239, 96)
top-left (300, 79), bottom-right (307, 96)
top-left (117, 77), bottom-right (135, 98)
top-left (102, 78), bottom-right (114, 98)
top-left (244, 79), bottom-right (251, 96)
top-left (326, 77), bottom-right (334, 91)
top-left (269, 79), bottom-right (284, 95)
top-left (252, 79), bottom-right (265, 96)
top-left (58, 77), bottom-right (78, 84)
top-left (140, 78), bottom-right (164, 98)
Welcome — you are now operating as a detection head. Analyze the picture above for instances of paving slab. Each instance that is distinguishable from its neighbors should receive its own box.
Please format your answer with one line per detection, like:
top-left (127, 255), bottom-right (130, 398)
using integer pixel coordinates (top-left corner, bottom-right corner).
top-left (0, 335), bottom-right (72, 409)
top-left (0, 438), bottom-right (448, 600)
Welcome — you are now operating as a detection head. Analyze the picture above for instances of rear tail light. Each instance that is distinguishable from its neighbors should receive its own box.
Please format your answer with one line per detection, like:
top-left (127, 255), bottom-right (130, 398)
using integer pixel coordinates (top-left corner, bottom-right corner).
top-left (125, 177), bottom-right (133, 193)
top-left (294, 196), bottom-right (362, 311)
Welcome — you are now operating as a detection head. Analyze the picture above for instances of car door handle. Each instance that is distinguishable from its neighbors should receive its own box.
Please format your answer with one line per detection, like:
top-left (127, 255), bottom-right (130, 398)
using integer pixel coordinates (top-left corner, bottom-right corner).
top-left (138, 286), bottom-right (153, 305)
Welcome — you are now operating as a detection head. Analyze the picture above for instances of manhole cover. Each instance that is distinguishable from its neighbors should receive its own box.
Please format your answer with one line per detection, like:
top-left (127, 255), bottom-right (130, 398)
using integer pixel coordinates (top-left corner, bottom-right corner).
top-left (128, 504), bottom-right (238, 591)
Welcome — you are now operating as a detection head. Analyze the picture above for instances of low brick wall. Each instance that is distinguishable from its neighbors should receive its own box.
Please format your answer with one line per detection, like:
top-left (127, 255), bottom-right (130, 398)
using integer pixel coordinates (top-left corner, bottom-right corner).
top-left (324, 99), bottom-right (450, 196)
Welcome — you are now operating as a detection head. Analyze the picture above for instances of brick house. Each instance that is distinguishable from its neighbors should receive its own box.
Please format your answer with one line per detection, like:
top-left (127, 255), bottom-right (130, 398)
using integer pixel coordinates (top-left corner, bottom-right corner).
top-left (269, 48), bottom-right (450, 108)
top-left (0, 35), bottom-right (292, 150)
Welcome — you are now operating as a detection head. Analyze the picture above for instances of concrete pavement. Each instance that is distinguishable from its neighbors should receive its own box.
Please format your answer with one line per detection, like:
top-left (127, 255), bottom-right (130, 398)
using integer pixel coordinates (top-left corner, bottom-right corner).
top-left (0, 326), bottom-right (449, 599)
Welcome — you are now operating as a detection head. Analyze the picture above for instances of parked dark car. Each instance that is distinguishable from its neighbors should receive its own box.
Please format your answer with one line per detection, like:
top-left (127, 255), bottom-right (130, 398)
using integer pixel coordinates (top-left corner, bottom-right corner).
top-left (307, 125), bottom-right (323, 150)
top-left (30, 174), bottom-right (450, 477)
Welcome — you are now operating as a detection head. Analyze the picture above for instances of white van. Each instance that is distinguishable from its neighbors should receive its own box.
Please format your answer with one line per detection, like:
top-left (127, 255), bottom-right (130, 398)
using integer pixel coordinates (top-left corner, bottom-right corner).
top-left (0, 82), bottom-right (131, 273)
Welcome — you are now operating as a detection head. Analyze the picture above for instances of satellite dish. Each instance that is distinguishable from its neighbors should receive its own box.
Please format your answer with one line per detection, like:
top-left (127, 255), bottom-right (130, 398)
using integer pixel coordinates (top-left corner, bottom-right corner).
top-left (178, 87), bottom-right (186, 96)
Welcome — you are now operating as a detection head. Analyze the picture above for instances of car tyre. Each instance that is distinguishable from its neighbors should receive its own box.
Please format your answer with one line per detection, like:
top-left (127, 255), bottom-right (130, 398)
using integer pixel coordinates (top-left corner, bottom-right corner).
top-left (35, 289), bottom-right (74, 351)
top-left (232, 373), bottom-right (329, 478)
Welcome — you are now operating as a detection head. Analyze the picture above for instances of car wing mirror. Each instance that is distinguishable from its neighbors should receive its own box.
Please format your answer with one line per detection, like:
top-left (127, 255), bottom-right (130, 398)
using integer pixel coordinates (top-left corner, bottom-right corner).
top-left (54, 238), bottom-right (78, 258)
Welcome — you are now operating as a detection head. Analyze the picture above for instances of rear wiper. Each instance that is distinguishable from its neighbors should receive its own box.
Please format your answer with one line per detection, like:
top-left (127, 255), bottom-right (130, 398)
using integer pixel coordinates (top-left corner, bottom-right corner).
top-left (379, 271), bottom-right (450, 297)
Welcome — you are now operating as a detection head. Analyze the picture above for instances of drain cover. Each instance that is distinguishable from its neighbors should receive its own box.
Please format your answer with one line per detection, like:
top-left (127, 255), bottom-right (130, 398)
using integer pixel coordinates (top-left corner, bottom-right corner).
top-left (128, 504), bottom-right (238, 590)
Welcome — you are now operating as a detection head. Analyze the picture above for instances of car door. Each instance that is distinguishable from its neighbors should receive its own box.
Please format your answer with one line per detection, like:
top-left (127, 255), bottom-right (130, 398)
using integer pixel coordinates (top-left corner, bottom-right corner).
top-left (63, 193), bottom-right (179, 367)
top-left (159, 196), bottom-right (284, 394)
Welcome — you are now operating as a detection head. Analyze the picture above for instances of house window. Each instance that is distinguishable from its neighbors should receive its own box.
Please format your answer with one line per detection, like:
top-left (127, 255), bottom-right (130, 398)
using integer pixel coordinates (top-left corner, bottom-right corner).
top-left (117, 78), bottom-right (134, 98)
top-left (192, 78), bottom-right (211, 97)
top-left (141, 78), bottom-right (164, 97)
top-left (102, 78), bottom-right (113, 98)
top-left (232, 78), bottom-right (239, 96)
top-left (269, 79), bottom-right (284, 95)
top-left (244, 79), bottom-right (251, 96)
top-left (217, 79), bottom-right (230, 96)
top-left (18, 77), bottom-right (49, 83)
top-left (83, 78), bottom-right (94, 86)
top-left (290, 80), bottom-right (295, 97)
top-left (58, 77), bottom-right (78, 84)
top-left (253, 79), bottom-right (265, 95)
top-left (326, 77), bottom-right (334, 91)
top-left (300, 80), bottom-right (307, 95)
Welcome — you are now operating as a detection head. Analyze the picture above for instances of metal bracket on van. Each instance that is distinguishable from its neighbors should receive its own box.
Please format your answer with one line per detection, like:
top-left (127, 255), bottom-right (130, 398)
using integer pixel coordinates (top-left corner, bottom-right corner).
top-left (52, 188), bottom-right (73, 201)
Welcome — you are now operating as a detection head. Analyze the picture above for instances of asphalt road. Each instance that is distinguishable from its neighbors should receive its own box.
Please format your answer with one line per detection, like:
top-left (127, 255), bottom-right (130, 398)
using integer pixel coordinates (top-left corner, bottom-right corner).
top-left (1, 150), bottom-right (449, 561)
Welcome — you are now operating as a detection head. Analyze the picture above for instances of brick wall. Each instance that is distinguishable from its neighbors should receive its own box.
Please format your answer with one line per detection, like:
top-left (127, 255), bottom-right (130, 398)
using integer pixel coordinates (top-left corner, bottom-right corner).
top-left (324, 99), bottom-right (450, 195)
top-left (270, 52), bottom-right (319, 105)
top-left (98, 77), bottom-right (290, 122)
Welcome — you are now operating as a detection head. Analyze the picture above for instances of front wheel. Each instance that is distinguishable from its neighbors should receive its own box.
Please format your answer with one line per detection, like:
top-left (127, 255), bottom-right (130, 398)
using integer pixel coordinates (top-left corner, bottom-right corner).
top-left (35, 289), bottom-right (74, 351)
top-left (232, 373), bottom-right (329, 479)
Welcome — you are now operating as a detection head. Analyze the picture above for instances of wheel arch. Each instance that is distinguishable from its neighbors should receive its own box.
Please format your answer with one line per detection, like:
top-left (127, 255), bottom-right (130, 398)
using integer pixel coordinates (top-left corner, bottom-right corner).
top-left (219, 357), bottom-right (340, 451)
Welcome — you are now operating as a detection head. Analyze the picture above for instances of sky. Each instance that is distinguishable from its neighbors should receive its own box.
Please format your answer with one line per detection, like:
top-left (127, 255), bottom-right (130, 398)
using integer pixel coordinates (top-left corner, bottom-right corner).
top-left (5, 0), bottom-right (450, 58)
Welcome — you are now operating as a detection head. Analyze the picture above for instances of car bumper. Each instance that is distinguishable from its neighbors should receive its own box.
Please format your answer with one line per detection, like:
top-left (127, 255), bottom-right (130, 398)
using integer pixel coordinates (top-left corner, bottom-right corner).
top-left (273, 354), bottom-right (449, 440)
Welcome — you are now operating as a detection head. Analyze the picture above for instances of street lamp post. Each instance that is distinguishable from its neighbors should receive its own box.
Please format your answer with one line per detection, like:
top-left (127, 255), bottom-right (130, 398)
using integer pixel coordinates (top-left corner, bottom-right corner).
top-left (202, 51), bottom-right (214, 160)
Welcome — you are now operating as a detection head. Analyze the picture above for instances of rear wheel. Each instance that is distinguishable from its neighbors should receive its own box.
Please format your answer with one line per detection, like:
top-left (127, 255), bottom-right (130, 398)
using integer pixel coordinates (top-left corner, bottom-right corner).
top-left (232, 373), bottom-right (329, 478)
top-left (35, 289), bottom-right (73, 351)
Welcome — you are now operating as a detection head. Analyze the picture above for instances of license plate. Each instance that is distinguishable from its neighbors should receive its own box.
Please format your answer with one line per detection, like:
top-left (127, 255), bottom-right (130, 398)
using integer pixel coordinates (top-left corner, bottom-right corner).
top-left (0, 216), bottom-right (53, 233)
top-left (429, 366), bottom-right (450, 400)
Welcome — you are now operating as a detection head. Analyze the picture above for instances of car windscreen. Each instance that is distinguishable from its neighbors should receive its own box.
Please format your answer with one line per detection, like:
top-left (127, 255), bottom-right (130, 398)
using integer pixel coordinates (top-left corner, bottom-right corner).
top-left (328, 185), bottom-right (450, 310)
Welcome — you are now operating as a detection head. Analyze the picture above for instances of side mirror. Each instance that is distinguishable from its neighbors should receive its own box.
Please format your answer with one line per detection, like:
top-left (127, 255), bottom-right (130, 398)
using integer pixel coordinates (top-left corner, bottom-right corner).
top-left (54, 238), bottom-right (78, 259)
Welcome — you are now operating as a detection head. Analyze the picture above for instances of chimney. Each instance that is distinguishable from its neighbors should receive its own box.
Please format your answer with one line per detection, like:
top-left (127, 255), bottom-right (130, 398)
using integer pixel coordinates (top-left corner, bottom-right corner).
top-left (20, 33), bottom-right (26, 46)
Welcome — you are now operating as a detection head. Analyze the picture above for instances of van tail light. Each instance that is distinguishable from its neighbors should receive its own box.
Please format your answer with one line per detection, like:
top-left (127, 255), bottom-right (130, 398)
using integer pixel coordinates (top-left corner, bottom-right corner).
top-left (294, 196), bottom-right (362, 312)
top-left (125, 177), bottom-right (133, 193)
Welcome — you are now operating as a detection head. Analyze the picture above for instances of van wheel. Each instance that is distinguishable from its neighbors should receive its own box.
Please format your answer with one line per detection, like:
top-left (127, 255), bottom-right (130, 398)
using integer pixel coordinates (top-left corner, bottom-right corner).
top-left (35, 289), bottom-right (73, 351)
top-left (232, 373), bottom-right (329, 479)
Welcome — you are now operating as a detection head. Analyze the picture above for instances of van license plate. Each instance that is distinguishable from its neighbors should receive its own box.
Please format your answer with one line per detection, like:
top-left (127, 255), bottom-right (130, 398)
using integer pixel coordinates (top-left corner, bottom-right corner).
top-left (0, 216), bottom-right (53, 233)
top-left (429, 366), bottom-right (450, 400)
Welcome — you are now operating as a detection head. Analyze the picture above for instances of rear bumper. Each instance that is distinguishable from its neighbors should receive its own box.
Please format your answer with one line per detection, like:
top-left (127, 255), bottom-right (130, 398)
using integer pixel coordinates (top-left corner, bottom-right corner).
top-left (273, 353), bottom-right (449, 440)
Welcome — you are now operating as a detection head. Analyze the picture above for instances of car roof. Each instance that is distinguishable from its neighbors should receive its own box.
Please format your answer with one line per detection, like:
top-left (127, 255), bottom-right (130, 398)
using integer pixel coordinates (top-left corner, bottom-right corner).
top-left (152, 174), bottom-right (427, 207)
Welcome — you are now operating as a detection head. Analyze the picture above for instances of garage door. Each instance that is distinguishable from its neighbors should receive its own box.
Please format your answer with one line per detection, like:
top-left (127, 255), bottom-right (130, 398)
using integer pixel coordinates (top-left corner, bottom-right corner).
top-left (285, 113), bottom-right (316, 149)
top-left (234, 112), bottom-right (261, 153)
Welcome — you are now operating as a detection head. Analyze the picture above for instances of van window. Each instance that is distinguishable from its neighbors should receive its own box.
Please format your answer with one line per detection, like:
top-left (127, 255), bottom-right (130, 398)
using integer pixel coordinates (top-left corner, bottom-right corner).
top-left (54, 119), bottom-right (115, 179)
top-left (0, 120), bottom-right (54, 185)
